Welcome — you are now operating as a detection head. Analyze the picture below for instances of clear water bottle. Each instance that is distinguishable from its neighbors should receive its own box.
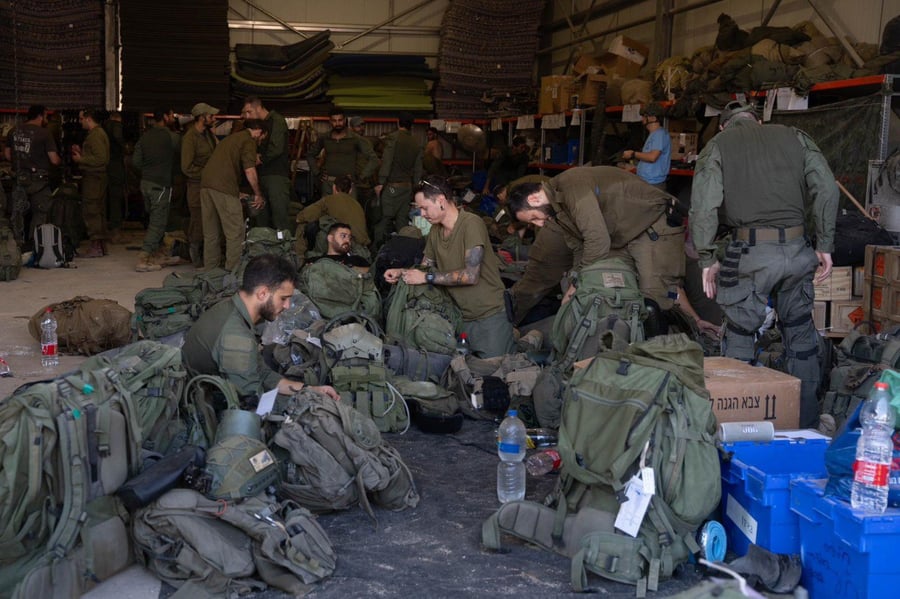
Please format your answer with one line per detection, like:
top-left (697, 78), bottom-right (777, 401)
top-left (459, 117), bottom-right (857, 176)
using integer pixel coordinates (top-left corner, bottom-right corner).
top-left (457, 333), bottom-right (470, 356)
top-left (497, 409), bottom-right (526, 503)
top-left (40, 308), bottom-right (59, 368)
top-left (851, 381), bottom-right (896, 513)
top-left (525, 448), bottom-right (561, 476)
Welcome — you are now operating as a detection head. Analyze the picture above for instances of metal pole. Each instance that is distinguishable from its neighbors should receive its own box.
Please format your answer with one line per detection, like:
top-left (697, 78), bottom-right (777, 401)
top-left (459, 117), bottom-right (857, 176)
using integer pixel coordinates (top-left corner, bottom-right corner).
top-left (338, 0), bottom-right (438, 49)
top-left (538, 0), bottom-right (724, 56)
top-left (654, 0), bottom-right (673, 64)
top-left (761, 0), bottom-right (783, 26)
top-left (805, 0), bottom-right (865, 68)
top-left (241, 0), bottom-right (308, 39)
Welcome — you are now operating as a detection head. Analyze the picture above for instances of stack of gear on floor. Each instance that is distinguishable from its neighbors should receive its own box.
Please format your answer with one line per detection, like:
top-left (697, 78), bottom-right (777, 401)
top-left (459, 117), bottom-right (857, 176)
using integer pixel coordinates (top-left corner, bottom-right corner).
top-left (1, 148), bottom-right (852, 595)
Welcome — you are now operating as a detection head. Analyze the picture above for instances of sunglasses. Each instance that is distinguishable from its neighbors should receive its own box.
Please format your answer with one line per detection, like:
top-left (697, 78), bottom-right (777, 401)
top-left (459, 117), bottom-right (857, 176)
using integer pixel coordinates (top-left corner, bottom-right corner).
top-left (417, 179), bottom-right (443, 192)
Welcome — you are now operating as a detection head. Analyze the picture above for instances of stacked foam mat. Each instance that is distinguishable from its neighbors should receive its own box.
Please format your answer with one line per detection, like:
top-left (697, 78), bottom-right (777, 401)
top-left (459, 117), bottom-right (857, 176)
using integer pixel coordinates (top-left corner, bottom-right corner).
top-left (232, 31), bottom-right (334, 115)
top-left (120, 0), bottom-right (230, 112)
top-left (433, 0), bottom-right (544, 119)
top-left (325, 54), bottom-right (435, 113)
top-left (0, 0), bottom-right (104, 109)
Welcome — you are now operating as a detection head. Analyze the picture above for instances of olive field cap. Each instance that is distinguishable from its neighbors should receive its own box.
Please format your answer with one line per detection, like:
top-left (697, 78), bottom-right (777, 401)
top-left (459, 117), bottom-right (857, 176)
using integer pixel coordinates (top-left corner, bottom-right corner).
top-left (191, 102), bottom-right (220, 117)
top-left (348, 116), bottom-right (364, 127)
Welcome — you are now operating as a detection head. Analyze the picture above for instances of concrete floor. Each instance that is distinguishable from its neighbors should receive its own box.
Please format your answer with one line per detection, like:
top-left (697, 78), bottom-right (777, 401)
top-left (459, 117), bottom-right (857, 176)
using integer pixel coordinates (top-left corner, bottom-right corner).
top-left (0, 229), bottom-right (187, 599)
top-left (0, 229), bottom-right (189, 398)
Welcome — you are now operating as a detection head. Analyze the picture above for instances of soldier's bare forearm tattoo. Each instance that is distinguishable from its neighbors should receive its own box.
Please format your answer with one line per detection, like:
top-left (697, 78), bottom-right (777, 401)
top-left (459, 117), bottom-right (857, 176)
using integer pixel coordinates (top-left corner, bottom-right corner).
top-left (431, 246), bottom-right (483, 286)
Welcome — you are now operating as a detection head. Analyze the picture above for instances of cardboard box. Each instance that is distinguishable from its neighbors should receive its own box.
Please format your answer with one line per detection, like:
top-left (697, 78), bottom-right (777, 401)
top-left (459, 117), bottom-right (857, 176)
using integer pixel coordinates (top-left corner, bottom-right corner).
top-left (670, 132), bottom-right (698, 160)
top-left (607, 35), bottom-right (649, 66)
top-left (597, 54), bottom-right (643, 79)
top-left (539, 75), bottom-right (578, 115)
top-left (830, 299), bottom-right (864, 335)
top-left (813, 266), bottom-right (852, 301)
top-left (578, 73), bottom-right (608, 106)
top-left (573, 54), bottom-right (601, 75)
top-left (667, 119), bottom-right (700, 134)
top-left (812, 301), bottom-right (827, 331)
top-left (704, 357), bottom-right (800, 430)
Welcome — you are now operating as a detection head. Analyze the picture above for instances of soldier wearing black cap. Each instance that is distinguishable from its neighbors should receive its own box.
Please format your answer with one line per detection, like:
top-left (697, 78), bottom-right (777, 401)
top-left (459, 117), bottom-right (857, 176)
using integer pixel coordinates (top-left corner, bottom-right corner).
top-left (374, 112), bottom-right (423, 245)
top-left (622, 101), bottom-right (671, 190)
top-left (689, 100), bottom-right (838, 428)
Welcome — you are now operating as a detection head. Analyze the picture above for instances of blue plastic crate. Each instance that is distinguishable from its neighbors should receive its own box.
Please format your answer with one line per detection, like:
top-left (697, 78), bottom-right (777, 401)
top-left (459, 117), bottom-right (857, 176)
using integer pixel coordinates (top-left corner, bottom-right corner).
top-left (720, 434), bottom-right (829, 556)
top-left (791, 478), bottom-right (900, 599)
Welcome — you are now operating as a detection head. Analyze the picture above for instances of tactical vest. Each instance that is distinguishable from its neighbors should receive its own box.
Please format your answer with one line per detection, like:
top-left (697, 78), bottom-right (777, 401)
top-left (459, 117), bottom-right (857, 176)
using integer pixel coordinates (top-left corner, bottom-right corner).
top-left (715, 122), bottom-right (806, 228)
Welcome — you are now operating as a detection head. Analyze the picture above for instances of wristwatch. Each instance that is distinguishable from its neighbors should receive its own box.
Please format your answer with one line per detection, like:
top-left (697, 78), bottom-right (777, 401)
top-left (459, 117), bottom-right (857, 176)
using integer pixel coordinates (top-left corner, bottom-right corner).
top-left (425, 271), bottom-right (435, 285)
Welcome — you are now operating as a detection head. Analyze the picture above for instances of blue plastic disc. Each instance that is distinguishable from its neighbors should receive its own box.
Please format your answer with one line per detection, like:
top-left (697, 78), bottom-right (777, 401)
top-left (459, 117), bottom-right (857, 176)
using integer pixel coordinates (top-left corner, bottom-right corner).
top-left (698, 520), bottom-right (727, 562)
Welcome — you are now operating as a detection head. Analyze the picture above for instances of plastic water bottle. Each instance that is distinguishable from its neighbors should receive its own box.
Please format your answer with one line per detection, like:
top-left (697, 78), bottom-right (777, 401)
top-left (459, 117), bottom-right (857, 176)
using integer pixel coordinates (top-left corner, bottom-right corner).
top-left (457, 333), bottom-right (470, 356)
top-left (525, 428), bottom-right (558, 449)
top-left (525, 448), bottom-right (561, 476)
top-left (40, 308), bottom-right (59, 368)
top-left (497, 409), bottom-right (526, 503)
top-left (851, 381), bottom-right (896, 513)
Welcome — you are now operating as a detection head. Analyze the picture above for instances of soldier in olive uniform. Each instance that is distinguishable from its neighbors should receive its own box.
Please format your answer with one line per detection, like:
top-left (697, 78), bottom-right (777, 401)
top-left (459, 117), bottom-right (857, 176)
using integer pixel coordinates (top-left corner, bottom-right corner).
top-left (72, 108), bottom-right (110, 258)
top-left (182, 254), bottom-right (339, 403)
top-left (374, 112), bottom-right (423, 246)
top-left (182, 102), bottom-right (220, 267)
top-left (307, 107), bottom-right (378, 200)
top-left (508, 166), bottom-right (684, 320)
top-left (294, 174), bottom-right (369, 258)
top-left (242, 96), bottom-right (292, 231)
top-left (4, 104), bottom-right (61, 240)
top-left (199, 119), bottom-right (268, 271)
top-left (689, 101), bottom-right (838, 428)
top-left (132, 108), bottom-right (181, 272)
top-left (384, 175), bottom-right (514, 358)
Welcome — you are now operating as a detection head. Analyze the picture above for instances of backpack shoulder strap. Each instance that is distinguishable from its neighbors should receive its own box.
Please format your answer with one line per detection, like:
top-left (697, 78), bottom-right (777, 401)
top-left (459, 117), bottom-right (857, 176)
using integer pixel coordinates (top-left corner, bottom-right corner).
top-left (51, 226), bottom-right (65, 266)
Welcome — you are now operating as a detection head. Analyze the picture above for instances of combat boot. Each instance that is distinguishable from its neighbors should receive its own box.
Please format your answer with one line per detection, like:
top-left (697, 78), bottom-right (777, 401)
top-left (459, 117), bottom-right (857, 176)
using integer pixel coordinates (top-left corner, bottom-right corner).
top-left (189, 242), bottom-right (203, 268)
top-left (135, 251), bottom-right (162, 272)
top-left (152, 249), bottom-right (181, 267)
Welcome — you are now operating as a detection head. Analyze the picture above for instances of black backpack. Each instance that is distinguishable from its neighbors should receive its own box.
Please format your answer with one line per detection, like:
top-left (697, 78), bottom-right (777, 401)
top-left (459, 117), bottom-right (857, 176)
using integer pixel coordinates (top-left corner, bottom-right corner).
top-left (46, 187), bottom-right (85, 263)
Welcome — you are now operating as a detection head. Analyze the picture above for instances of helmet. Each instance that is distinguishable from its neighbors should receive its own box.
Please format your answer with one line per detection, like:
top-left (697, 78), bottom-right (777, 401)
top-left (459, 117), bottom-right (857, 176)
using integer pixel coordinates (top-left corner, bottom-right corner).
top-left (719, 100), bottom-right (757, 125)
top-left (640, 102), bottom-right (666, 118)
top-left (204, 434), bottom-right (279, 500)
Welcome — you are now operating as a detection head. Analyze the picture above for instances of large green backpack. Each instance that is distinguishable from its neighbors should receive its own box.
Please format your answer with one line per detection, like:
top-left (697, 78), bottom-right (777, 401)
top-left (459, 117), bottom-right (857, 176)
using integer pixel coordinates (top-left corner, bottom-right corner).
top-left (132, 488), bottom-right (335, 596)
top-left (322, 318), bottom-right (409, 434)
top-left (163, 267), bottom-right (239, 309)
top-left (0, 363), bottom-right (145, 596)
top-left (483, 334), bottom-right (720, 596)
top-left (549, 257), bottom-right (646, 361)
top-left (0, 222), bottom-right (22, 282)
top-left (271, 388), bottom-right (420, 520)
top-left (822, 328), bottom-right (900, 431)
top-left (298, 258), bottom-right (381, 320)
top-left (236, 227), bottom-right (302, 279)
top-left (132, 286), bottom-right (197, 340)
top-left (385, 279), bottom-right (461, 355)
top-left (133, 268), bottom-right (238, 341)
top-left (80, 340), bottom-right (188, 456)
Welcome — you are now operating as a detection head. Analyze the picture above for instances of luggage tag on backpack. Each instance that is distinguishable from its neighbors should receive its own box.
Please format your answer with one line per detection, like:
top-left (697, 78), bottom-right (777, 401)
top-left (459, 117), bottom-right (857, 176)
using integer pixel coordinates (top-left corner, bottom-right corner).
top-left (614, 442), bottom-right (655, 537)
top-left (614, 476), bottom-right (652, 537)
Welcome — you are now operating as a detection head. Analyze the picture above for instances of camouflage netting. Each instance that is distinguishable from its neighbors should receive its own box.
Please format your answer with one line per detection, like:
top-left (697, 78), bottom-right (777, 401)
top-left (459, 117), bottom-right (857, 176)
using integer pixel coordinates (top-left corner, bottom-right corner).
top-left (769, 94), bottom-right (887, 205)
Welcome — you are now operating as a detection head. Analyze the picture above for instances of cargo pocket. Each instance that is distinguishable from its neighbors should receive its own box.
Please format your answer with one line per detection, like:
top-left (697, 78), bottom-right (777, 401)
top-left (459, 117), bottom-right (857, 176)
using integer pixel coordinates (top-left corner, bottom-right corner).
top-left (716, 280), bottom-right (764, 338)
